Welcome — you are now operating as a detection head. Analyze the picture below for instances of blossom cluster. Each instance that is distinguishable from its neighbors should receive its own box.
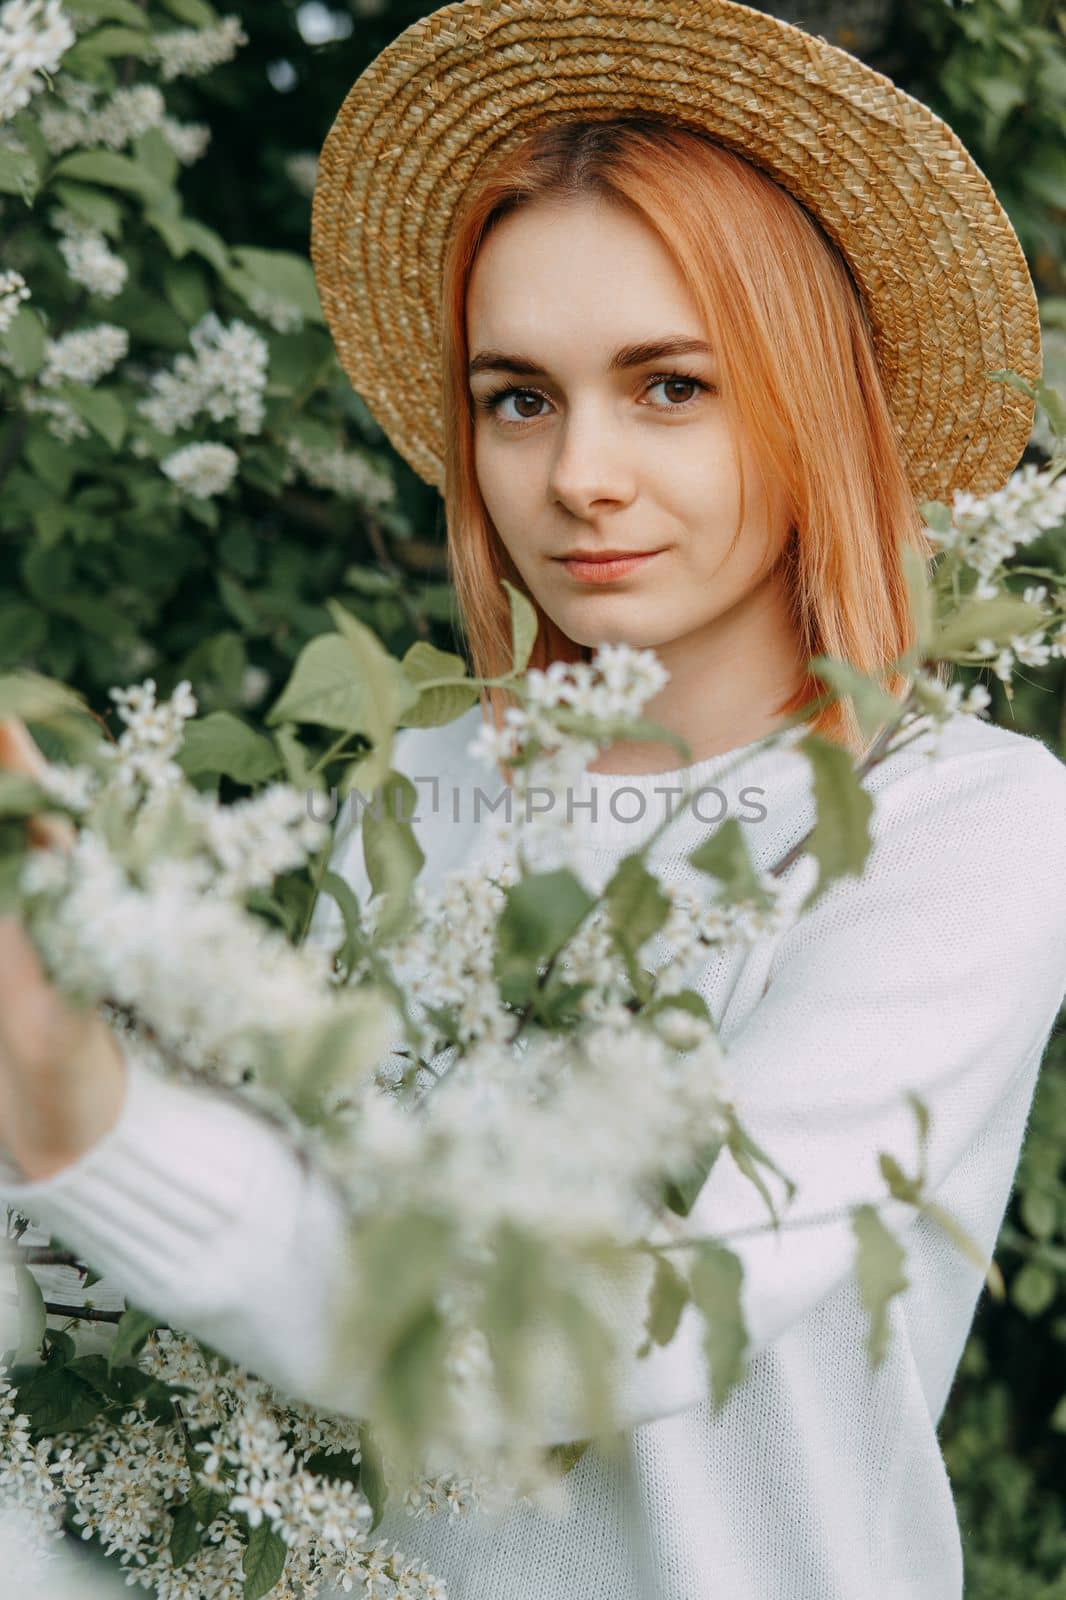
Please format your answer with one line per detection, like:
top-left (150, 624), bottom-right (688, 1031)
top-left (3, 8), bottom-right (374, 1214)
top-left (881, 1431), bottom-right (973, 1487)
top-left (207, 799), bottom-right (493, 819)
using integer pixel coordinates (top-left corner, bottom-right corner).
top-left (0, 266), bottom-right (30, 334)
top-left (284, 435), bottom-right (396, 506)
top-left (39, 322), bottom-right (128, 388)
top-left (136, 313), bottom-right (270, 438)
top-left (2, 318), bottom-right (131, 444)
top-left (0, 0), bottom-right (75, 124)
top-left (161, 441), bottom-right (240, 500)
top-left (37, 78), bottom-right (210, 166)
top-left (0, 1331), bottom-right (452, 1600)
top-left (926, 463), bottom-right (1066, 598)
top-left (51, 207), bottom-right (129, 299)
top-left (145, 15), bottom-right (248, 83)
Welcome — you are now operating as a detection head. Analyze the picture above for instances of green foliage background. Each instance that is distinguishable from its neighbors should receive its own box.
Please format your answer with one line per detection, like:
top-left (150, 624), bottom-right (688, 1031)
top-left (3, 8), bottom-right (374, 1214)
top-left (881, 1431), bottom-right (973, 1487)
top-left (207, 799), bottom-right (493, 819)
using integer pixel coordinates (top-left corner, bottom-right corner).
top-left (1, 0), bottom-right (1064, 1589)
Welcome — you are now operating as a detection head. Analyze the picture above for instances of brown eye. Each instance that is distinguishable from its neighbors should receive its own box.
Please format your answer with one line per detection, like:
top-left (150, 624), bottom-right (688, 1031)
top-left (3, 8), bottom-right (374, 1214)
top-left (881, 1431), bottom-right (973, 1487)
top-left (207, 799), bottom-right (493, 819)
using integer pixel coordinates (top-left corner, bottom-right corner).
top-left (511, 391), bottom-right (544, 419)
top-left (664, 378), bottom-right (696, 402)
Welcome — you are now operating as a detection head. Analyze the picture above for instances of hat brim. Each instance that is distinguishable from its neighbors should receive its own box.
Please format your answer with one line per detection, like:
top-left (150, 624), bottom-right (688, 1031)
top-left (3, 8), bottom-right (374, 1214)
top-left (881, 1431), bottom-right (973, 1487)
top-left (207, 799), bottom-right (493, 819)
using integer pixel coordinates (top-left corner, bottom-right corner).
top-left (310, 0), bottom-right (1040, 503)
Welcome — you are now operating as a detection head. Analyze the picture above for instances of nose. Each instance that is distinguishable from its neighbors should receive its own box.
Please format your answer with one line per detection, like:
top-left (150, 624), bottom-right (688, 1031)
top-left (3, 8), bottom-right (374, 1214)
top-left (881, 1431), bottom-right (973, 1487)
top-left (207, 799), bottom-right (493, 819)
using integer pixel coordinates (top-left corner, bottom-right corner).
top-left (546, 403), bottom-right (637, 519)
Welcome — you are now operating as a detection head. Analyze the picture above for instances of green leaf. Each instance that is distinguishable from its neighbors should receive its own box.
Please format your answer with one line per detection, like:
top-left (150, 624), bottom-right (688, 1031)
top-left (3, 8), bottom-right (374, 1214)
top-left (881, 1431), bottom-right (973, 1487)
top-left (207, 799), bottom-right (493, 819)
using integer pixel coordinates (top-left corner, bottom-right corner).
top-left (224, 247), bottom-right (325, 325)
top-left (603, 853), bottom-right (673, 954)
top-left (64, 0), bottom-right (151, 26)
top-left (663, 1138), bottom-right (724, 1216)
top-left (268, 619), bottom-right (417, 738)
top-left (0, 601), bottom-right (48, 666)
top-left (54, 385), bottom-right (127, 450)
top-left (163, 260), bottom-right (211, 326)
top-left (503, 578), bottom-right (538, 673)
top-left (169, 1501), bottom-right (203, 1567)
top-left (932, 595), bottom-right (1047, 658)
top-left (0, 770), bottom-right (48, 822)
top-left (43, 1327), bottom-right (76, 1364)
top-left (400, 640), bottom-right (479, 726)
top-left (546, 1440), bottom-right (590, 1476)
top-left (0, 143), bottom-right (40, 202)
top-left (0, 670), bottom-right (86, 724)
top-left (159, 0), bottom-right (218, 21)
top-left (52, 179), bottom-right (125, 236)
top-left (65, 23), bottom-right (153, 63)
top-left (327, 600), bottom-right (420, 740)
top-left (899, 544), bottom-right (936, 666)
top-left (357, 1424), bottom-right (388, 1532)
top-left (639, 1254), bottom-right (689, 1356)
top-left (1020, 1188), bottom-right (1057, 1242)
top-left (133, 127), bottom-right (179, 191)
top-left (242, 1522), bottom-right (287, 1600)
top-left (796, 733), bottom-right (874, 912)
top-left (185, 1443), bottom-right (228, 1527)
top-left (808, 656), bottom-right (901, 742)
top-left (688, 1241), bottom-right (747, 1411)
top-left (361, 771), bottom-right (425, 942)
top-left (1034, 377), bottom-right (1066, 441)
top-left (107, 1306), bottom-right (158, 1373)
top-left (177, 712), bottom-right (282, 785)
top-left (318, 866), bottom-right (366, 974)
top-left (878, 1152), bottom-right (923, 1207)
top-left (851, 1203), bottom-right (908, 1367)
top-left (724, 1109), bottom-right (797, 1226)
top-left (267, 633), bottom-right (370, 731)
top-left (1, 305), bottom-right (46, 378)
top-left (686, 815), bottom-right (760, 893)
top-left (14, 1264), bottom-right (46, 1364)
top-left (17, 1364), bottom-right (107, 1433)
top-left (51, 149), bottom-right (167, 202)
top-left (919, 1199), bottom-right (1004, 1301)
top-left (26, 427), bottom-right (75, 497)
top-left (380, 1304), bottom-right (450, 1447)
top-left (493, 868), bottom-right (597, 1009)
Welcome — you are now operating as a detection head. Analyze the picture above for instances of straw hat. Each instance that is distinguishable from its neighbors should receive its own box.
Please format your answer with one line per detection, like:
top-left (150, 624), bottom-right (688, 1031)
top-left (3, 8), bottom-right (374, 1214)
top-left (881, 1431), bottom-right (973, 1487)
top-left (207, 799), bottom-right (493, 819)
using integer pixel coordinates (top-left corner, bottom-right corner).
top-left (309, 0), bottom-right (1041, 505)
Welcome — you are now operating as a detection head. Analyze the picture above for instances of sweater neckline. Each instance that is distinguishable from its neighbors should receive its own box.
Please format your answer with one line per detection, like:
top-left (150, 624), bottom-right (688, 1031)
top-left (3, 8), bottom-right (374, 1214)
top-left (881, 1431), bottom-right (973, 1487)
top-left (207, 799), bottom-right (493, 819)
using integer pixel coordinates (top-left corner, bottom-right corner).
top-left (460, 706), bottom-right (812, 851)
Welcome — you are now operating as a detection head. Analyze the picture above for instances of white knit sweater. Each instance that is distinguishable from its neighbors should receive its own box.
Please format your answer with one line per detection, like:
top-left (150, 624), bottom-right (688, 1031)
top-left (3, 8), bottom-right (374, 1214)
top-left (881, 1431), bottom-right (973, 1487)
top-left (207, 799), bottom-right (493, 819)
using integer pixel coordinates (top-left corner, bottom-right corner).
top-left (3, 704), bottom-right (1066, 1600)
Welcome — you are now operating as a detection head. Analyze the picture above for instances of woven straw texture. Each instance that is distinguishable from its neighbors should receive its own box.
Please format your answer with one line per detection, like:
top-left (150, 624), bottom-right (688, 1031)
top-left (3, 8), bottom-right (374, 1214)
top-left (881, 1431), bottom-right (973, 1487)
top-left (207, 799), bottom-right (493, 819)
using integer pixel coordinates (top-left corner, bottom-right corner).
top-left (310, 0), bottom-right (1041, 504)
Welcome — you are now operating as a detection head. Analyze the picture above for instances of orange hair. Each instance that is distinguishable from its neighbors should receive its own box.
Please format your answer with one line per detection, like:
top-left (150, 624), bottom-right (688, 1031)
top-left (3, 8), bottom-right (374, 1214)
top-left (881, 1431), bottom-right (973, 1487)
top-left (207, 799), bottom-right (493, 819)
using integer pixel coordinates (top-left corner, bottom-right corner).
top-left (438, 116), bottom-right (936, 763)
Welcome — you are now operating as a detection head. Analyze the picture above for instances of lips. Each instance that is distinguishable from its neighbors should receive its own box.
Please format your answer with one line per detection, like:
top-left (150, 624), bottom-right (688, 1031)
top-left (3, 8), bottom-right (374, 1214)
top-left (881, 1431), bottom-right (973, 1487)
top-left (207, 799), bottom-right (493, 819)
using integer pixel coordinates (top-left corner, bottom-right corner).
top-left (556, 548), bottom-right (666, 583)
top-left (555, 549), bottom-right (662, 562)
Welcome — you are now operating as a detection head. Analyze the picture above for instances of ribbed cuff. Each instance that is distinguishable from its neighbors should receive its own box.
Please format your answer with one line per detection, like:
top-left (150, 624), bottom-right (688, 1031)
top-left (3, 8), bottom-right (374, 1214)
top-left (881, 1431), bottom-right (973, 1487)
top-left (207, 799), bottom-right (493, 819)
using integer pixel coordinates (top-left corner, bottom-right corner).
top-left (0, 1046), bottom-right (303, 1310)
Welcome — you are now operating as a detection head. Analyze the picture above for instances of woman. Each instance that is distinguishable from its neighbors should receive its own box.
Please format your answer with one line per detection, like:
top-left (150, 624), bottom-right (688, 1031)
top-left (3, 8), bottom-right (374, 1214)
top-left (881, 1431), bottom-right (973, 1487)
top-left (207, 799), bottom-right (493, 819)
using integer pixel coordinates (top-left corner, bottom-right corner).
top-left (2, 3), bottom-right (1065, 1597)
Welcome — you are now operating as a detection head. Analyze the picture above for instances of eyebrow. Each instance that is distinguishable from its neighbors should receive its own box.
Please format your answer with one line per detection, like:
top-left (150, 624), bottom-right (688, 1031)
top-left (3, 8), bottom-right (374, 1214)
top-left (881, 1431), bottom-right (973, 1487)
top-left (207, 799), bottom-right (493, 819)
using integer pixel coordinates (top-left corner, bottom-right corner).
top-left (467, 335), bottom-right (716, 379)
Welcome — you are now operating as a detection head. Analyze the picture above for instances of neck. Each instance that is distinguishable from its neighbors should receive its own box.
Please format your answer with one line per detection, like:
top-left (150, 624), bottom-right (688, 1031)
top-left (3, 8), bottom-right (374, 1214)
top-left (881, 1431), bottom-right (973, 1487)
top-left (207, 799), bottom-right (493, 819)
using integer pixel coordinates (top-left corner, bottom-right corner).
top-left (585, 574), bottom-right (807, 776)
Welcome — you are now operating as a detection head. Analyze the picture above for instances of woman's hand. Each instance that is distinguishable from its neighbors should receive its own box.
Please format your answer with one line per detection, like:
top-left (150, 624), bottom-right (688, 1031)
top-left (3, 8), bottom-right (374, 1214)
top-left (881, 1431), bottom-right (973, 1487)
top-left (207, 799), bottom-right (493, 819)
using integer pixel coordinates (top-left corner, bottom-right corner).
top-left (0, 717), bottom-right (127, 1182)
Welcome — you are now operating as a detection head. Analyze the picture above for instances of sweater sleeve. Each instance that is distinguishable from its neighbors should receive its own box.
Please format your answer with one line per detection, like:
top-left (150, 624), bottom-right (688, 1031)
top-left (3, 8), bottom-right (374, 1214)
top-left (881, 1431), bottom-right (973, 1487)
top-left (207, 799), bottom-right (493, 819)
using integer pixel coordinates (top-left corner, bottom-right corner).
top-left (539, 736), bottom-right (1066, 1439)
top-left (0, 725), bottom-right (417, 1411)
top-left (2, 737), bottom-right (1065, 1448)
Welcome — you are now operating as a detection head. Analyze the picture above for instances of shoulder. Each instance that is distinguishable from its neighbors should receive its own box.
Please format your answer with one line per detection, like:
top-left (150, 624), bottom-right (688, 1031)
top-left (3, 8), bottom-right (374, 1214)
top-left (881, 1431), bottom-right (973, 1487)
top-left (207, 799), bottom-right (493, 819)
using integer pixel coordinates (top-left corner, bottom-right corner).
top-left (864, 709), bottom-right (1066, 839)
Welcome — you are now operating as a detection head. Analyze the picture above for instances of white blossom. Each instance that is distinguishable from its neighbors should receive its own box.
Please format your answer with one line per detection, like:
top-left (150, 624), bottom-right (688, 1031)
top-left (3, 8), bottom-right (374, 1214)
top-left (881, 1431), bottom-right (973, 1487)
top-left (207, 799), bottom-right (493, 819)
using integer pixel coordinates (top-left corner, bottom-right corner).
top-left (17, 384), bottom-right (89, 441)
top-left (284, 434), bottom-right (395, 504)
top-left (0, 266), bottom-right (29, 333)
top-left (161, 439), bottom-right (239, 499)
top-left (159, 113), bottom-right (210, 165)
top-left (137, 312), bottom-right (269, 436)
top-left (925, 463), bottom-right (1066, 588)
top-left (39, 321), bottom-right (127, 387)
top-left (146, 15), bottom-right (248, 81)
top-left (0, 0), bottom-right (75, 123)
top-left (52, 213), bottom-right (129, 299)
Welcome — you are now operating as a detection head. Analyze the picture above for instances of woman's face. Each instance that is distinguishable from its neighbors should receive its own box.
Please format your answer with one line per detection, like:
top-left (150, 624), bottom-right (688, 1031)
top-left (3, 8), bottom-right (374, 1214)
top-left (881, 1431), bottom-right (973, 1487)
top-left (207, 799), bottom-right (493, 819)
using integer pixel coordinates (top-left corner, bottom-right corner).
top-left (466, 194), bottom-right (799, 680)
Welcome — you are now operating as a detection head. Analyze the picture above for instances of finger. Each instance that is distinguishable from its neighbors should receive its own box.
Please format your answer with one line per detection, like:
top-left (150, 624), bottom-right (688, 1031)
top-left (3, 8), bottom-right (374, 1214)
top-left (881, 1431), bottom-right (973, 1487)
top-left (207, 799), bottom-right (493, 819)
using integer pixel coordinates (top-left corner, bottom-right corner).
top-left (0, 914), bottom-right (83, 1066)
top-left (0, 718), bottom-right (76, 854)
top-left (0, 717), bottom-right (48, 777)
